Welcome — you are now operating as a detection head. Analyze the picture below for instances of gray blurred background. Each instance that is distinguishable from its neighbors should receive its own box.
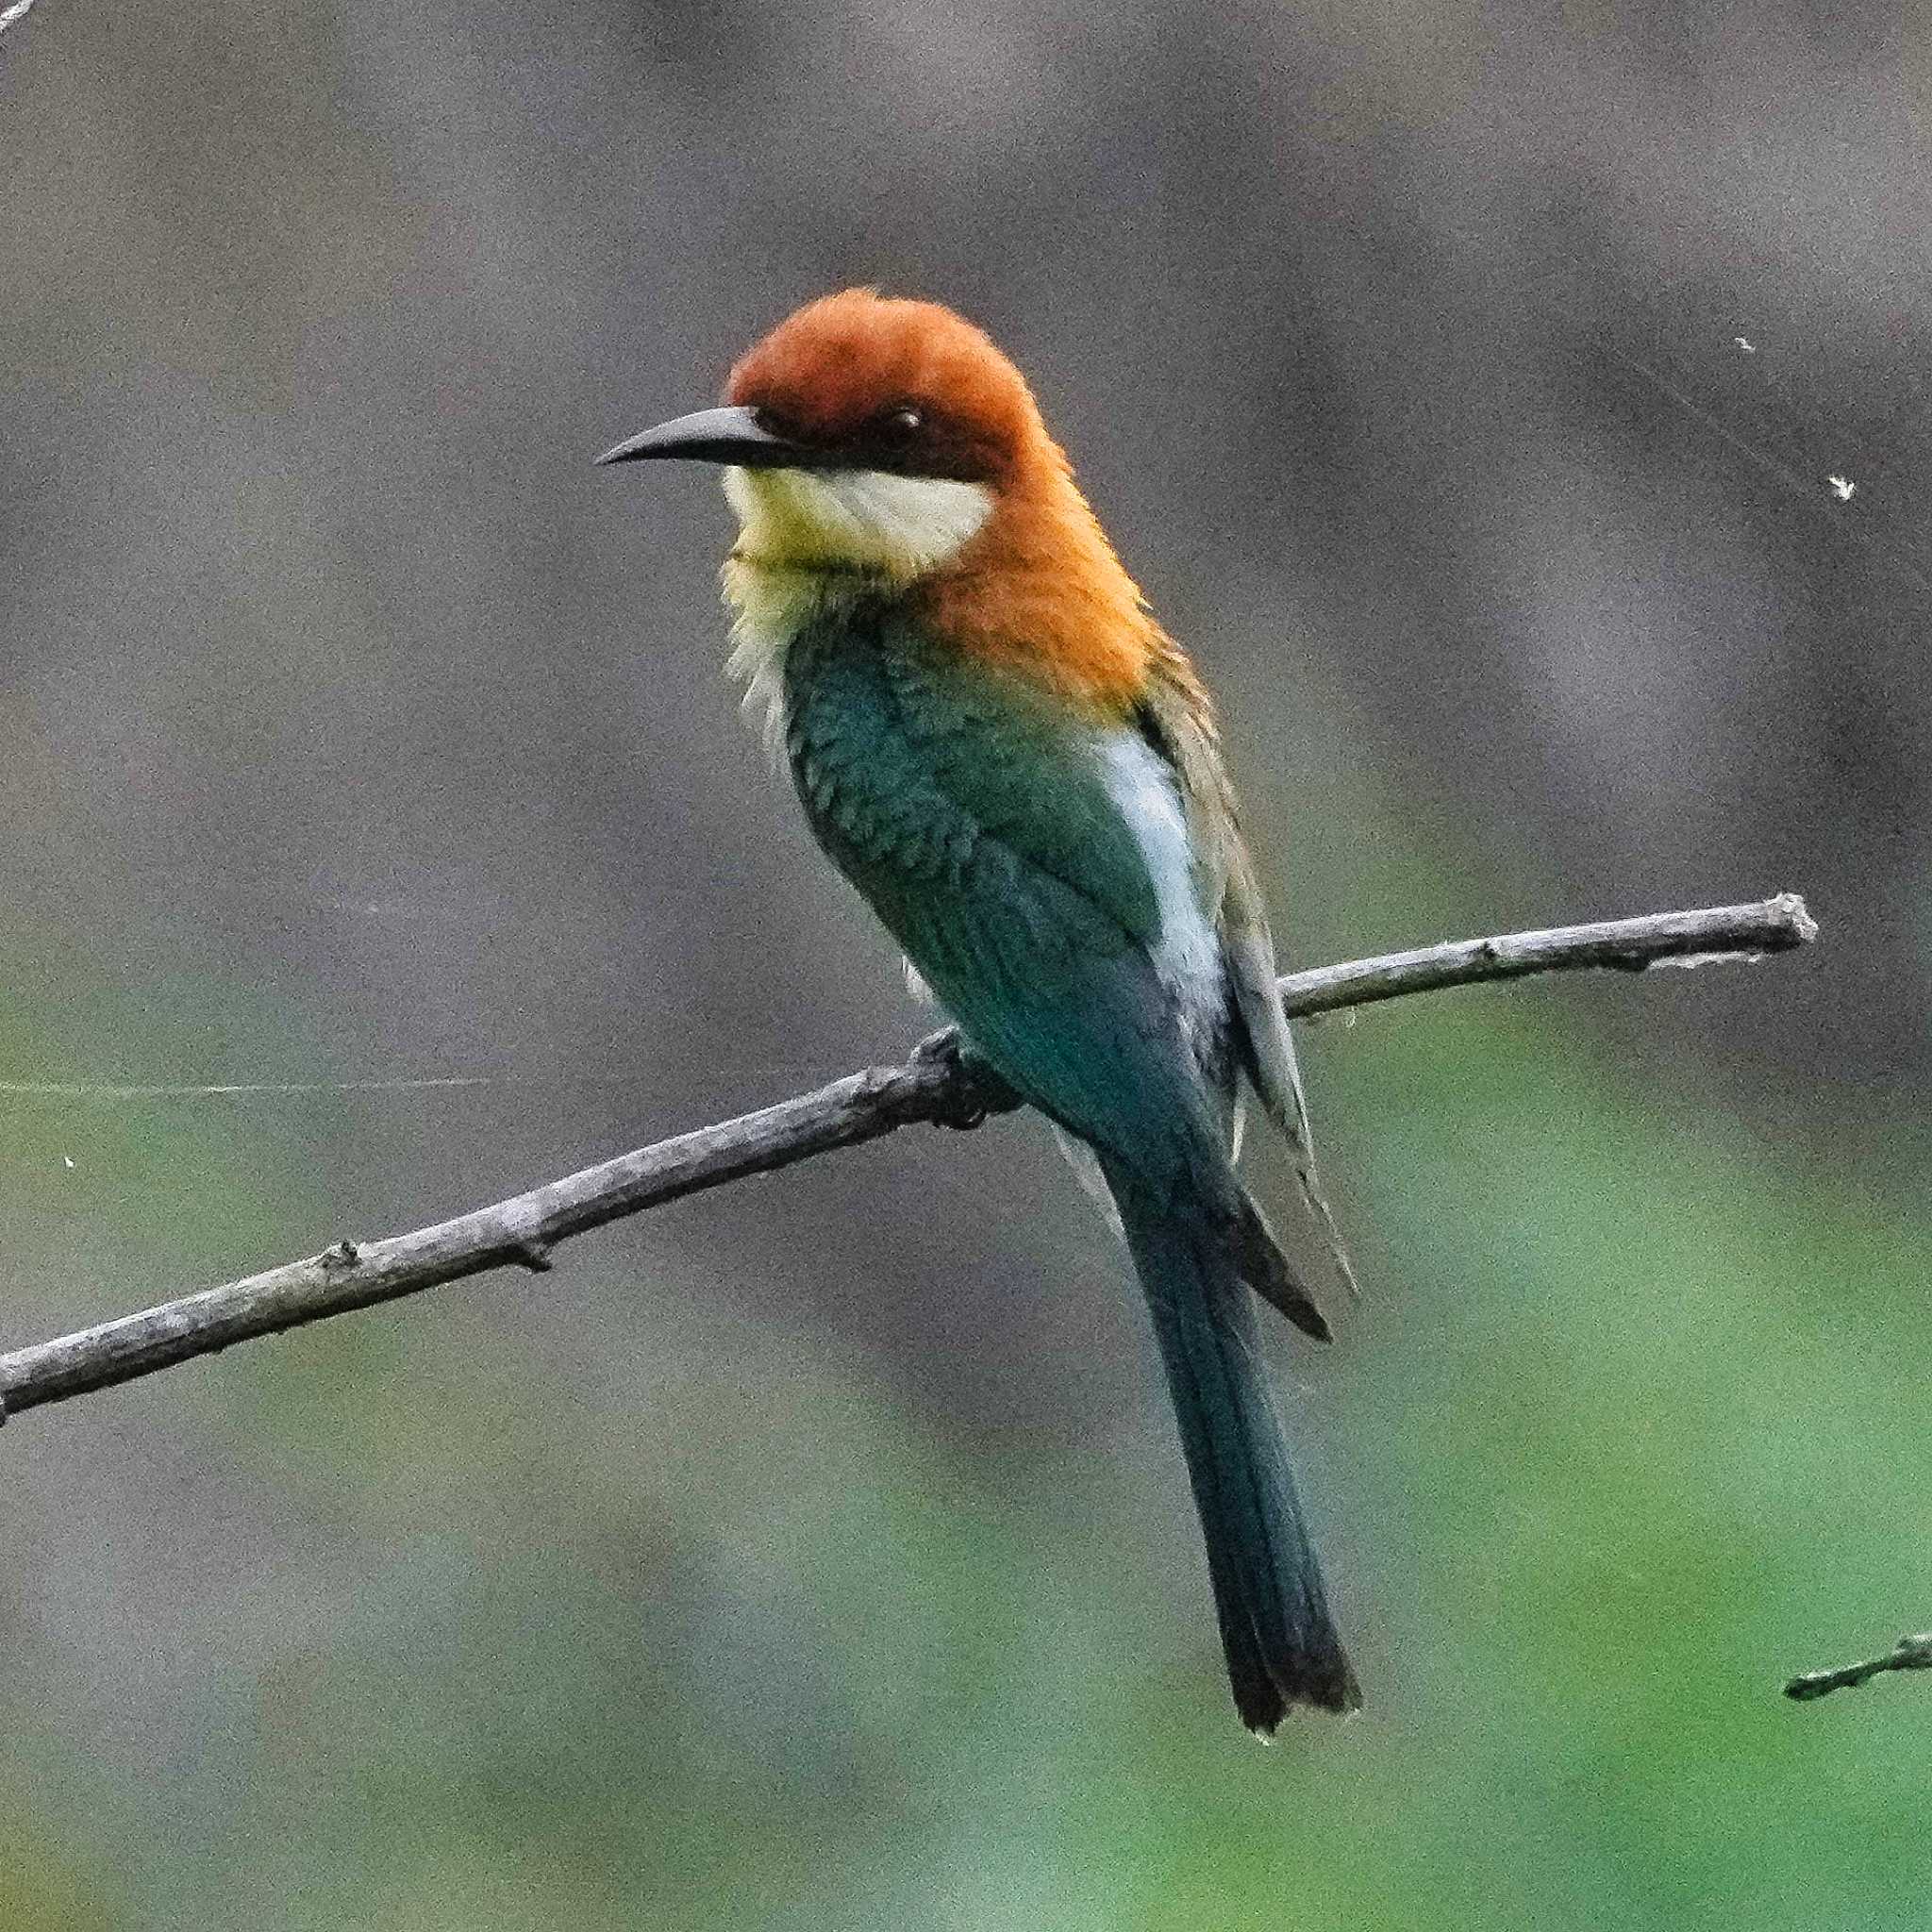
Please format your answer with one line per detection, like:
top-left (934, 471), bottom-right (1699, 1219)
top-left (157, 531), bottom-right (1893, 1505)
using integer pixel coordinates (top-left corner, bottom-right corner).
top-left (3, 3), bottom-right (1930, 1927)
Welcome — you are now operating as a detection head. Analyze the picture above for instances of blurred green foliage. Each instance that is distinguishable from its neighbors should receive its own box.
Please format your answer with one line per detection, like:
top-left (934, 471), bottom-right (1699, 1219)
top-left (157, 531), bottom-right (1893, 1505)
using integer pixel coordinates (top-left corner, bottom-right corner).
top-left (7, 832), bottom-right (1928, 1930)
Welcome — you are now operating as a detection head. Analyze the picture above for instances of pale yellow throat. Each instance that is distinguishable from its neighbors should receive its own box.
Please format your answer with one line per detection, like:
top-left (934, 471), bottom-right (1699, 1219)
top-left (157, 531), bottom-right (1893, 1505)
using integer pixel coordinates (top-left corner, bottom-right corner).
top-left (722, 464), bottom-right (993, 583)
top-left (720, 464), bottom-right (994, 751)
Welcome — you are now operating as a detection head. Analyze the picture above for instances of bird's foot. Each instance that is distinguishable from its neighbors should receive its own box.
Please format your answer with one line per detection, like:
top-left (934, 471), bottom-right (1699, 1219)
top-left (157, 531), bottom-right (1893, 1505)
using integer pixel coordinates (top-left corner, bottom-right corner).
top-left (911, 1027), bottom-right (1019, 1130)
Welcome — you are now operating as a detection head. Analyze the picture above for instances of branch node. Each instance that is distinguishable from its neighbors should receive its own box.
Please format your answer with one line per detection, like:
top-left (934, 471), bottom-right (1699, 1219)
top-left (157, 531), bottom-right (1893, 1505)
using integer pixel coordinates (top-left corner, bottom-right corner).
top-left (1775, 890), bottom-right (1821, 944)
top-left (322, 1239), bottom-right (359, 1269)
top-left (512, 1238), bottom-right (555, 1274)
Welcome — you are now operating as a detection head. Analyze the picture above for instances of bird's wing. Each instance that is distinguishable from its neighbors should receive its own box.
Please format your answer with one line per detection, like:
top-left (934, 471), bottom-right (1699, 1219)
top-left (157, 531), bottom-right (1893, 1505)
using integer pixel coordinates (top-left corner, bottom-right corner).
top-left (787, 608), bottom-right (1335, 1332)
top-left (1133, 655), bottom-right (1315, 1160)
top-left (1137, 649), bottom-right (1361, 1298)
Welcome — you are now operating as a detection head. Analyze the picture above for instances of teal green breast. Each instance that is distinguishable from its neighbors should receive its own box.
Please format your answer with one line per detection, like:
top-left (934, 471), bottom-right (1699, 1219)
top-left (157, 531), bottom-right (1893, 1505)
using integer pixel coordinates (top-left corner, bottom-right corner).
top-left (780, 601), bottom-right (1231, 1183)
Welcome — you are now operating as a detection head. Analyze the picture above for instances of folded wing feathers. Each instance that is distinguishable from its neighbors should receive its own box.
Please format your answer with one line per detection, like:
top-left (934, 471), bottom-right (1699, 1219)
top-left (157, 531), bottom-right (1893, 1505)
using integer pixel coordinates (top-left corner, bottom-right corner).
top-left (1141, 651), bottom-right (1362, 1304)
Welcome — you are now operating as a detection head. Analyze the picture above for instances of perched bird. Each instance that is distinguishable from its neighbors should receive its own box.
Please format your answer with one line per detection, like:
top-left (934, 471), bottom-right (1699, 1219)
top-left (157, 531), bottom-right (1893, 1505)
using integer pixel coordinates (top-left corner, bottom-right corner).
top-left (599, 290), bottom-right (1358, 1731)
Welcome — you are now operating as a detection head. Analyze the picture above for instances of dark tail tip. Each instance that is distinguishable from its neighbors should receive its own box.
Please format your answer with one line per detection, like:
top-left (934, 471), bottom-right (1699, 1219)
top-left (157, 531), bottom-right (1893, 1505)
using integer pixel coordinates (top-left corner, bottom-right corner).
top-left (1241, 1645), bottom-right (1362, 1737)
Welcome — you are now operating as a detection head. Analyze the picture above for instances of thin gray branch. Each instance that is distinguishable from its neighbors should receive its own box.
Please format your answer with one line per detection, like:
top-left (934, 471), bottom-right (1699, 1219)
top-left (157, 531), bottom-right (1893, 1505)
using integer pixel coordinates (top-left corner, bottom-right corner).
top-left (0, 892), bottom-right (1815, 1424)
top-left (1785, 1633), bottom-right (1932, 1702)
top-left (1282, 891), bottom-right (1816, 1015)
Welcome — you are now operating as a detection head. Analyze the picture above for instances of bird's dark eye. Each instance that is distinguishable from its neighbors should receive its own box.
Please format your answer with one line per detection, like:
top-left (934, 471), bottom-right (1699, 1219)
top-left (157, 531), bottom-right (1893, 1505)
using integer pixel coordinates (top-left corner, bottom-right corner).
top-left (884, 405), bottom-right (924, 436)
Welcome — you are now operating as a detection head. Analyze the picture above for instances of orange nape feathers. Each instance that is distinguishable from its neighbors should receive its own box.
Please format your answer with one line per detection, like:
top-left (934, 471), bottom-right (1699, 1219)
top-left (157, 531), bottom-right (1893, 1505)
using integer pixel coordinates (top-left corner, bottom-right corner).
top-left (725, 290), bottom-right (1166, 716)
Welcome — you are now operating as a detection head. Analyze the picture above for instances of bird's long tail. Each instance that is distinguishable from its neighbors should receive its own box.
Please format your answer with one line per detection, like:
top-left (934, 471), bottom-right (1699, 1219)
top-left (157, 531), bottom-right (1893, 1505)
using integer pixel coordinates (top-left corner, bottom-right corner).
top-left (1110, 1173), bottom-right (1359, 1732)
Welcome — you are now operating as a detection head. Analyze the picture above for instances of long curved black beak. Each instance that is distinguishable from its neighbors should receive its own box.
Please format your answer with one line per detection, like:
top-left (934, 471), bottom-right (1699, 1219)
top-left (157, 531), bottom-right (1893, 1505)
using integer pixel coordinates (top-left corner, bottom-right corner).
top-left (595, 404), bottom-right (819, 471)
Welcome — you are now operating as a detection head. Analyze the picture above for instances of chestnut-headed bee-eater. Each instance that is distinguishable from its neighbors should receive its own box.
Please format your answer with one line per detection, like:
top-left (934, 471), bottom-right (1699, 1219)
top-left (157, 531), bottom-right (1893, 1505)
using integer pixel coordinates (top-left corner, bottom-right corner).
top-left (600, 290), bottom-right (1357, 1731)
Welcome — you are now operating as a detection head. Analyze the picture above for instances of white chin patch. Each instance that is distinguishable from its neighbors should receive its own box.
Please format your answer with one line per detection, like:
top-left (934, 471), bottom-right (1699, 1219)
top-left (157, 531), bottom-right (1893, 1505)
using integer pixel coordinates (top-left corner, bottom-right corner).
top-left (724, 465), bottom-right (994, 580)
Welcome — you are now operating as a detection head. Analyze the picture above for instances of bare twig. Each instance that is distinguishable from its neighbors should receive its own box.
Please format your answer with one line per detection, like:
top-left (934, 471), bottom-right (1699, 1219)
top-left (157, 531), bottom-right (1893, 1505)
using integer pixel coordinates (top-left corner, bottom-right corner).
top-left (1785, 1633), bottom-right (1932, 1702)
top-left (0, 892), bottom-right (1815, 1424)
top-left (1270, 891), bottom-right (1816, 1017)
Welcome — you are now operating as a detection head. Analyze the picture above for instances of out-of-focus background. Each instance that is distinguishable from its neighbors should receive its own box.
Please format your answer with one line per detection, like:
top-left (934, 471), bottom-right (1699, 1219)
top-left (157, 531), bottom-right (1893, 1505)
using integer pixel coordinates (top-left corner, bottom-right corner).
top-left (2, 3), bottom-right (1928, 1925)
